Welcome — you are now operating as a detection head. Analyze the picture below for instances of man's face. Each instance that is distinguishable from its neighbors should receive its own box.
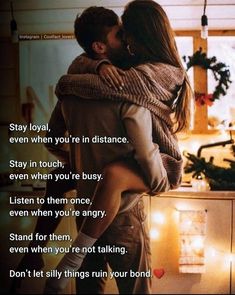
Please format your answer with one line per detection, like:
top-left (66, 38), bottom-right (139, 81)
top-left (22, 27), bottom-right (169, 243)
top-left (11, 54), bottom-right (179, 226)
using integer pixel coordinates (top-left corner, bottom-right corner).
top-left (104, 25), bottom-right (130, 67)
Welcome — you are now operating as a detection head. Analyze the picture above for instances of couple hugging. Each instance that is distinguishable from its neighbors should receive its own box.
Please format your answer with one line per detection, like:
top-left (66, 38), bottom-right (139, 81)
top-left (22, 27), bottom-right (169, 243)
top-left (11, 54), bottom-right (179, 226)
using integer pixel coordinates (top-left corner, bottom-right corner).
top-left (13, 1), bottom-right (192, 294)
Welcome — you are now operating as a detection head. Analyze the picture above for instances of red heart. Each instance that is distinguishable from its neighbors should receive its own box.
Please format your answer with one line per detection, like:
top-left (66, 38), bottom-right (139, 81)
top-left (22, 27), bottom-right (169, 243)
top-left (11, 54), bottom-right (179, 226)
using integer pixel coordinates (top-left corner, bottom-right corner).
top-left (153, 268), bottom-right (165, 279)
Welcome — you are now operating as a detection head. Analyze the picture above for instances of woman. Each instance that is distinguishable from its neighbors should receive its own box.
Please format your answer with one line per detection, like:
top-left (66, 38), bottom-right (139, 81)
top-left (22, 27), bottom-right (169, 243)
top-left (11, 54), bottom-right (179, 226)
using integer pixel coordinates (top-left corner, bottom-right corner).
top-left (45, 0), bottom-right (192, 293)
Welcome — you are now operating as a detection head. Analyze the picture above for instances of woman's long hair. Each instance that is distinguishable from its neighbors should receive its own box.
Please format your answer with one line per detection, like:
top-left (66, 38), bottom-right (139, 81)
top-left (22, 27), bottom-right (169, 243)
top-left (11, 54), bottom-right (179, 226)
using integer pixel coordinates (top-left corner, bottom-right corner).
top-left (122, 0), bottom-right (193, 133)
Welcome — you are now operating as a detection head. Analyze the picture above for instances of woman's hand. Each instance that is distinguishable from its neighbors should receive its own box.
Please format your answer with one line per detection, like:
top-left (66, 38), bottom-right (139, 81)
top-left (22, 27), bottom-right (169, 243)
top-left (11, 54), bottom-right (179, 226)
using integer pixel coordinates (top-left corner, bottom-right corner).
top-left (98, 63), bottom-right (125, 90)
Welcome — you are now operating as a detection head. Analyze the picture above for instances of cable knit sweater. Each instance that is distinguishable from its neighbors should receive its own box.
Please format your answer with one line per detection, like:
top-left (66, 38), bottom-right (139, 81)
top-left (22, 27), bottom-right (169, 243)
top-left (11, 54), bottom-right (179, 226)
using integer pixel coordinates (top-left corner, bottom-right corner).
top-left (55, 62), bottom-right (185, 189)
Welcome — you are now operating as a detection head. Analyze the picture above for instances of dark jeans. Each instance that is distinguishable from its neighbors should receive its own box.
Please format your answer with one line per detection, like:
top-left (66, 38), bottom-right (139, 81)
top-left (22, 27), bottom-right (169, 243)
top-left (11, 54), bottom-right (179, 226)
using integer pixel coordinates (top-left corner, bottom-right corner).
top-left (76, 198), bottom-right (151, 294)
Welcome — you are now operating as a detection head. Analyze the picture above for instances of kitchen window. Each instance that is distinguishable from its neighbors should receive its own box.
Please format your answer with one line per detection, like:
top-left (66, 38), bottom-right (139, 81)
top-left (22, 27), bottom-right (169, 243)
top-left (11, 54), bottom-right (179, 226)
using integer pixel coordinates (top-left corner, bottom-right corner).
top-left (175, 31), bottom-right (235, 133)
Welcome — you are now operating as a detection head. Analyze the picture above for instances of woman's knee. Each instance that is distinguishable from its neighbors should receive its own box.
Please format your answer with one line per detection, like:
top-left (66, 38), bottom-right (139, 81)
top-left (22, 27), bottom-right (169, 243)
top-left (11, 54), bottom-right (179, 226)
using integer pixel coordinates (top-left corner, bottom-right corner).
top-left (103, 162), bottom-right (131, 181)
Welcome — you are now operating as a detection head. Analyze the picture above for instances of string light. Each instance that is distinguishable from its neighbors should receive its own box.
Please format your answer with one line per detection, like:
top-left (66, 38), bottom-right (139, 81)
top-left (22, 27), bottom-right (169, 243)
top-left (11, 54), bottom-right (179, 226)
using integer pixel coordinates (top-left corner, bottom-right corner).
top-left (150, 208), bottom-right (235, 268)
top-left (151, 212), bottom-right (165, 224)
top-left (10, 1), bottom-right (18, 43)
top-left (191, 236), bottom-right (205, 254)
top-left (225, 253), bottom-right (235, 263)
top-left (191, 176), bottom-right (210, 192)
top-left (207, 246), bottom-right (217, 258)
top-left (150, 228), bottom-right (160, 240)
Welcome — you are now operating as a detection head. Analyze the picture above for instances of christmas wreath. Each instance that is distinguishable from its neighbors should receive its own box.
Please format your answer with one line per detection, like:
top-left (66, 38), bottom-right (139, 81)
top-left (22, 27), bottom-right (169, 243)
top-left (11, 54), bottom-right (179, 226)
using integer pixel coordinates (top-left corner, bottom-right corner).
top-left (183, 47), bottom-right (232, 106)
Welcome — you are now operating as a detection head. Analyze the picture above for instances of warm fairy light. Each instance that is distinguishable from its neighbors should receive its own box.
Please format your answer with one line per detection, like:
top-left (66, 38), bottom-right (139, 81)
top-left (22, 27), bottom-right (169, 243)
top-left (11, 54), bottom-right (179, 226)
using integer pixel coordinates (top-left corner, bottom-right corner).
top-left (153, 207), bottom-right (235, 269)
top-left (150, 228), bottom-right (160, 240)
top-left (151, 212), bottom-right (165, 224)
top-left (225, 254), bottom-right (235, 263)
top-left (189, 141), bottom-right (201, 154)
top-left (208, 247), bottom-right (217, 258)
top-left (191, 178), bottom-right (210, 192)
top-left (191, 237), bottom-right (204, 250)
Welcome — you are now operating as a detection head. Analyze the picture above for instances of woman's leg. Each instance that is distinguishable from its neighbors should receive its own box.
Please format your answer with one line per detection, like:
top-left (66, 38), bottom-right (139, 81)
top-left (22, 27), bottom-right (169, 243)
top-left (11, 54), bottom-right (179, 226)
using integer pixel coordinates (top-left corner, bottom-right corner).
top-left (44, 161), bottom-right (149, 293)
top-left (81, 161), bottom-right (149, 238)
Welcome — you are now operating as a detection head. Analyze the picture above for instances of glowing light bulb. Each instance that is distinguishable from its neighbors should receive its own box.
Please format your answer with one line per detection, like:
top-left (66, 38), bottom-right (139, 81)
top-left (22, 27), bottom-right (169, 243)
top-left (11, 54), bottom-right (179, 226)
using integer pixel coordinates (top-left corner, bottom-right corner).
top-left (191, 237), bottom-right (204, 255)
top-left (150, 228), bottom-right (160, 240)
top-left (226, 254), bottom-right (235, 263)
top-left (201, 15), bottom-right (208, 39)
top-left (209, 247), bottom-right (217, 258)
top-left (151, 212), bottom-right (165, 224)
top-left (192, 237), bottom-right (204, 248)
top-left (190, 141), bottom-right (201, 154)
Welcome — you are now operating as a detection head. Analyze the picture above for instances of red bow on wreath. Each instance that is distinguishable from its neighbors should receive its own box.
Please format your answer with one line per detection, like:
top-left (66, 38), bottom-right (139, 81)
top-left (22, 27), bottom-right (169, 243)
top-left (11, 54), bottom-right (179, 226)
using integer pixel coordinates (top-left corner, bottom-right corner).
top-left (183, 48), bottom-right (232, 108)
top-left (195, 92), bottom-right (213, 107)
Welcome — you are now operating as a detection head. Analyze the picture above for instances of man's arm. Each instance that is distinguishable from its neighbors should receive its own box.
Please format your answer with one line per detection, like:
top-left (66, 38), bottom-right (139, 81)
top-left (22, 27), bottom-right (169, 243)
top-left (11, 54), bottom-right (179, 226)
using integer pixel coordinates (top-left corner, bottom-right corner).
top-left (45, 101), bottom-right (70, 164)
top-left (121, 103), bottom-right (170, 194)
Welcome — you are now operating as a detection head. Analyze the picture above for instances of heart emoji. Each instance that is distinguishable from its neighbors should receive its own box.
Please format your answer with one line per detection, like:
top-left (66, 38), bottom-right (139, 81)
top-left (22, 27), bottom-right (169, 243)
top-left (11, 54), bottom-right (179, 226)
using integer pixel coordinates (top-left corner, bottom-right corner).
top-left (153, 268), bottom-right (165, 279)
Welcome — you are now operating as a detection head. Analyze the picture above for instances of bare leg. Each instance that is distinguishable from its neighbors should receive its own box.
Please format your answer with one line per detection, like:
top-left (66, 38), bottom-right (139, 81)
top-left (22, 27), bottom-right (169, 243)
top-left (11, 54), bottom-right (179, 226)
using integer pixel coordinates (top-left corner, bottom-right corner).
top-left (81, 161), bottom-right (149, 238)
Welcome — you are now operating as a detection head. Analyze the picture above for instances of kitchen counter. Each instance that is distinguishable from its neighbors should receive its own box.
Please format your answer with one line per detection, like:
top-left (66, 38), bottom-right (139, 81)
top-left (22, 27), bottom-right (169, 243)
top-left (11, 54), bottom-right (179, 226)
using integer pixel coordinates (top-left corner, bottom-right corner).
top-left (1, 184), bottom-right (235, 199)
top-left (160, 186), bottom-right (235, 200)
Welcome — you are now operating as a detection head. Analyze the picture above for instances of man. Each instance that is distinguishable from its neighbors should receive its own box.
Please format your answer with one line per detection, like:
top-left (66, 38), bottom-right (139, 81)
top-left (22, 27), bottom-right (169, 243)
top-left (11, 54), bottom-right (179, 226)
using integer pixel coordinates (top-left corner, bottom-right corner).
top-left (44, 6), bottom-right (170, 294)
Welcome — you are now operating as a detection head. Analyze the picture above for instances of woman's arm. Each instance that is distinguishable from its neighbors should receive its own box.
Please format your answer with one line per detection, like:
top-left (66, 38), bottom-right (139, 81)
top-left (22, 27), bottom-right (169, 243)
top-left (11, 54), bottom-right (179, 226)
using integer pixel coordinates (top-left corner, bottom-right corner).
top-left (55, 67), bottom-right (167, 116)
top-left (67, 53), bottom-right (111, 75)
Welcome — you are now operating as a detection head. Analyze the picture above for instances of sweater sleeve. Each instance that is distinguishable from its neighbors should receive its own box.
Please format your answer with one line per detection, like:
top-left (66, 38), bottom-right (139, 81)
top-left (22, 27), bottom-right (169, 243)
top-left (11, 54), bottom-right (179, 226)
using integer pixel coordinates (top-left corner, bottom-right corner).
top-left (67, 54), bottom-right (111, 75)
top-left (55, 68), bottom-right (164, 112)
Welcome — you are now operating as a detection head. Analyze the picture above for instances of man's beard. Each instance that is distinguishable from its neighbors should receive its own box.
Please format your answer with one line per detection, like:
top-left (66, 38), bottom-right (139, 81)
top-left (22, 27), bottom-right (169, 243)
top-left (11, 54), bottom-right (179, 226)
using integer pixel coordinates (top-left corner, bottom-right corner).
top-left (106, 44), bottom-right (133, 69)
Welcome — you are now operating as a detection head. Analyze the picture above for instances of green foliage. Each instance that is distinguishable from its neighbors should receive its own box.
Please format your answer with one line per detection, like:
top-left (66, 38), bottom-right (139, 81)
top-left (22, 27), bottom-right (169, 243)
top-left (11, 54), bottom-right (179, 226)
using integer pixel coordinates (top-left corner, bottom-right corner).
top-left (183, 48), bottom-right (232, 102)
top-left (184, 152), bottom-right (235, 190)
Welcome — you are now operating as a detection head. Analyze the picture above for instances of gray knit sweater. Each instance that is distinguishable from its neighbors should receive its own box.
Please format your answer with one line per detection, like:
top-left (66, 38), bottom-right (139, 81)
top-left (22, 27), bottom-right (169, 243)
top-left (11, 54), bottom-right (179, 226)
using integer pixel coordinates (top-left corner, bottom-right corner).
top-left (55, 62), bottom-right (185, 189)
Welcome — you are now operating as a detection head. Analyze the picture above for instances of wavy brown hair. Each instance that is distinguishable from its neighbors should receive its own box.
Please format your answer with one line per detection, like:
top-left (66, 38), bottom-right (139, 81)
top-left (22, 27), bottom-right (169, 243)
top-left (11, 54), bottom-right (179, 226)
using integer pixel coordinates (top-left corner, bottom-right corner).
top-left (122, 0), bottom-right (193, 132)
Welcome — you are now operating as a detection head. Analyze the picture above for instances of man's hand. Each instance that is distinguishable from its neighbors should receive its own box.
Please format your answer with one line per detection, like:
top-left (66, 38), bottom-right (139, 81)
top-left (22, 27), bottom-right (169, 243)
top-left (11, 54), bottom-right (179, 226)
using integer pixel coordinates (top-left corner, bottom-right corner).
top-left (98, 64), bottom-right (125, 90)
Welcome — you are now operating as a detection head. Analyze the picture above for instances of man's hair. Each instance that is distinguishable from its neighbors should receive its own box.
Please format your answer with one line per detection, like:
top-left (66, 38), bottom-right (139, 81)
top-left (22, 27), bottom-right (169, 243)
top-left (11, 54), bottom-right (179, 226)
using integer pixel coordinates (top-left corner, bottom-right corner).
top-left (74, 6), bottom-right (119, 56)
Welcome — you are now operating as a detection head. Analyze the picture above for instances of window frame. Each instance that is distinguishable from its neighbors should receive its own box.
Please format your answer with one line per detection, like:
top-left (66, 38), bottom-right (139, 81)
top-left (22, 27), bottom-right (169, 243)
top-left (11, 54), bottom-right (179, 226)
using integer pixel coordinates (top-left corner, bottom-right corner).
top-left (175, 30), bottom-right (235, 134)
